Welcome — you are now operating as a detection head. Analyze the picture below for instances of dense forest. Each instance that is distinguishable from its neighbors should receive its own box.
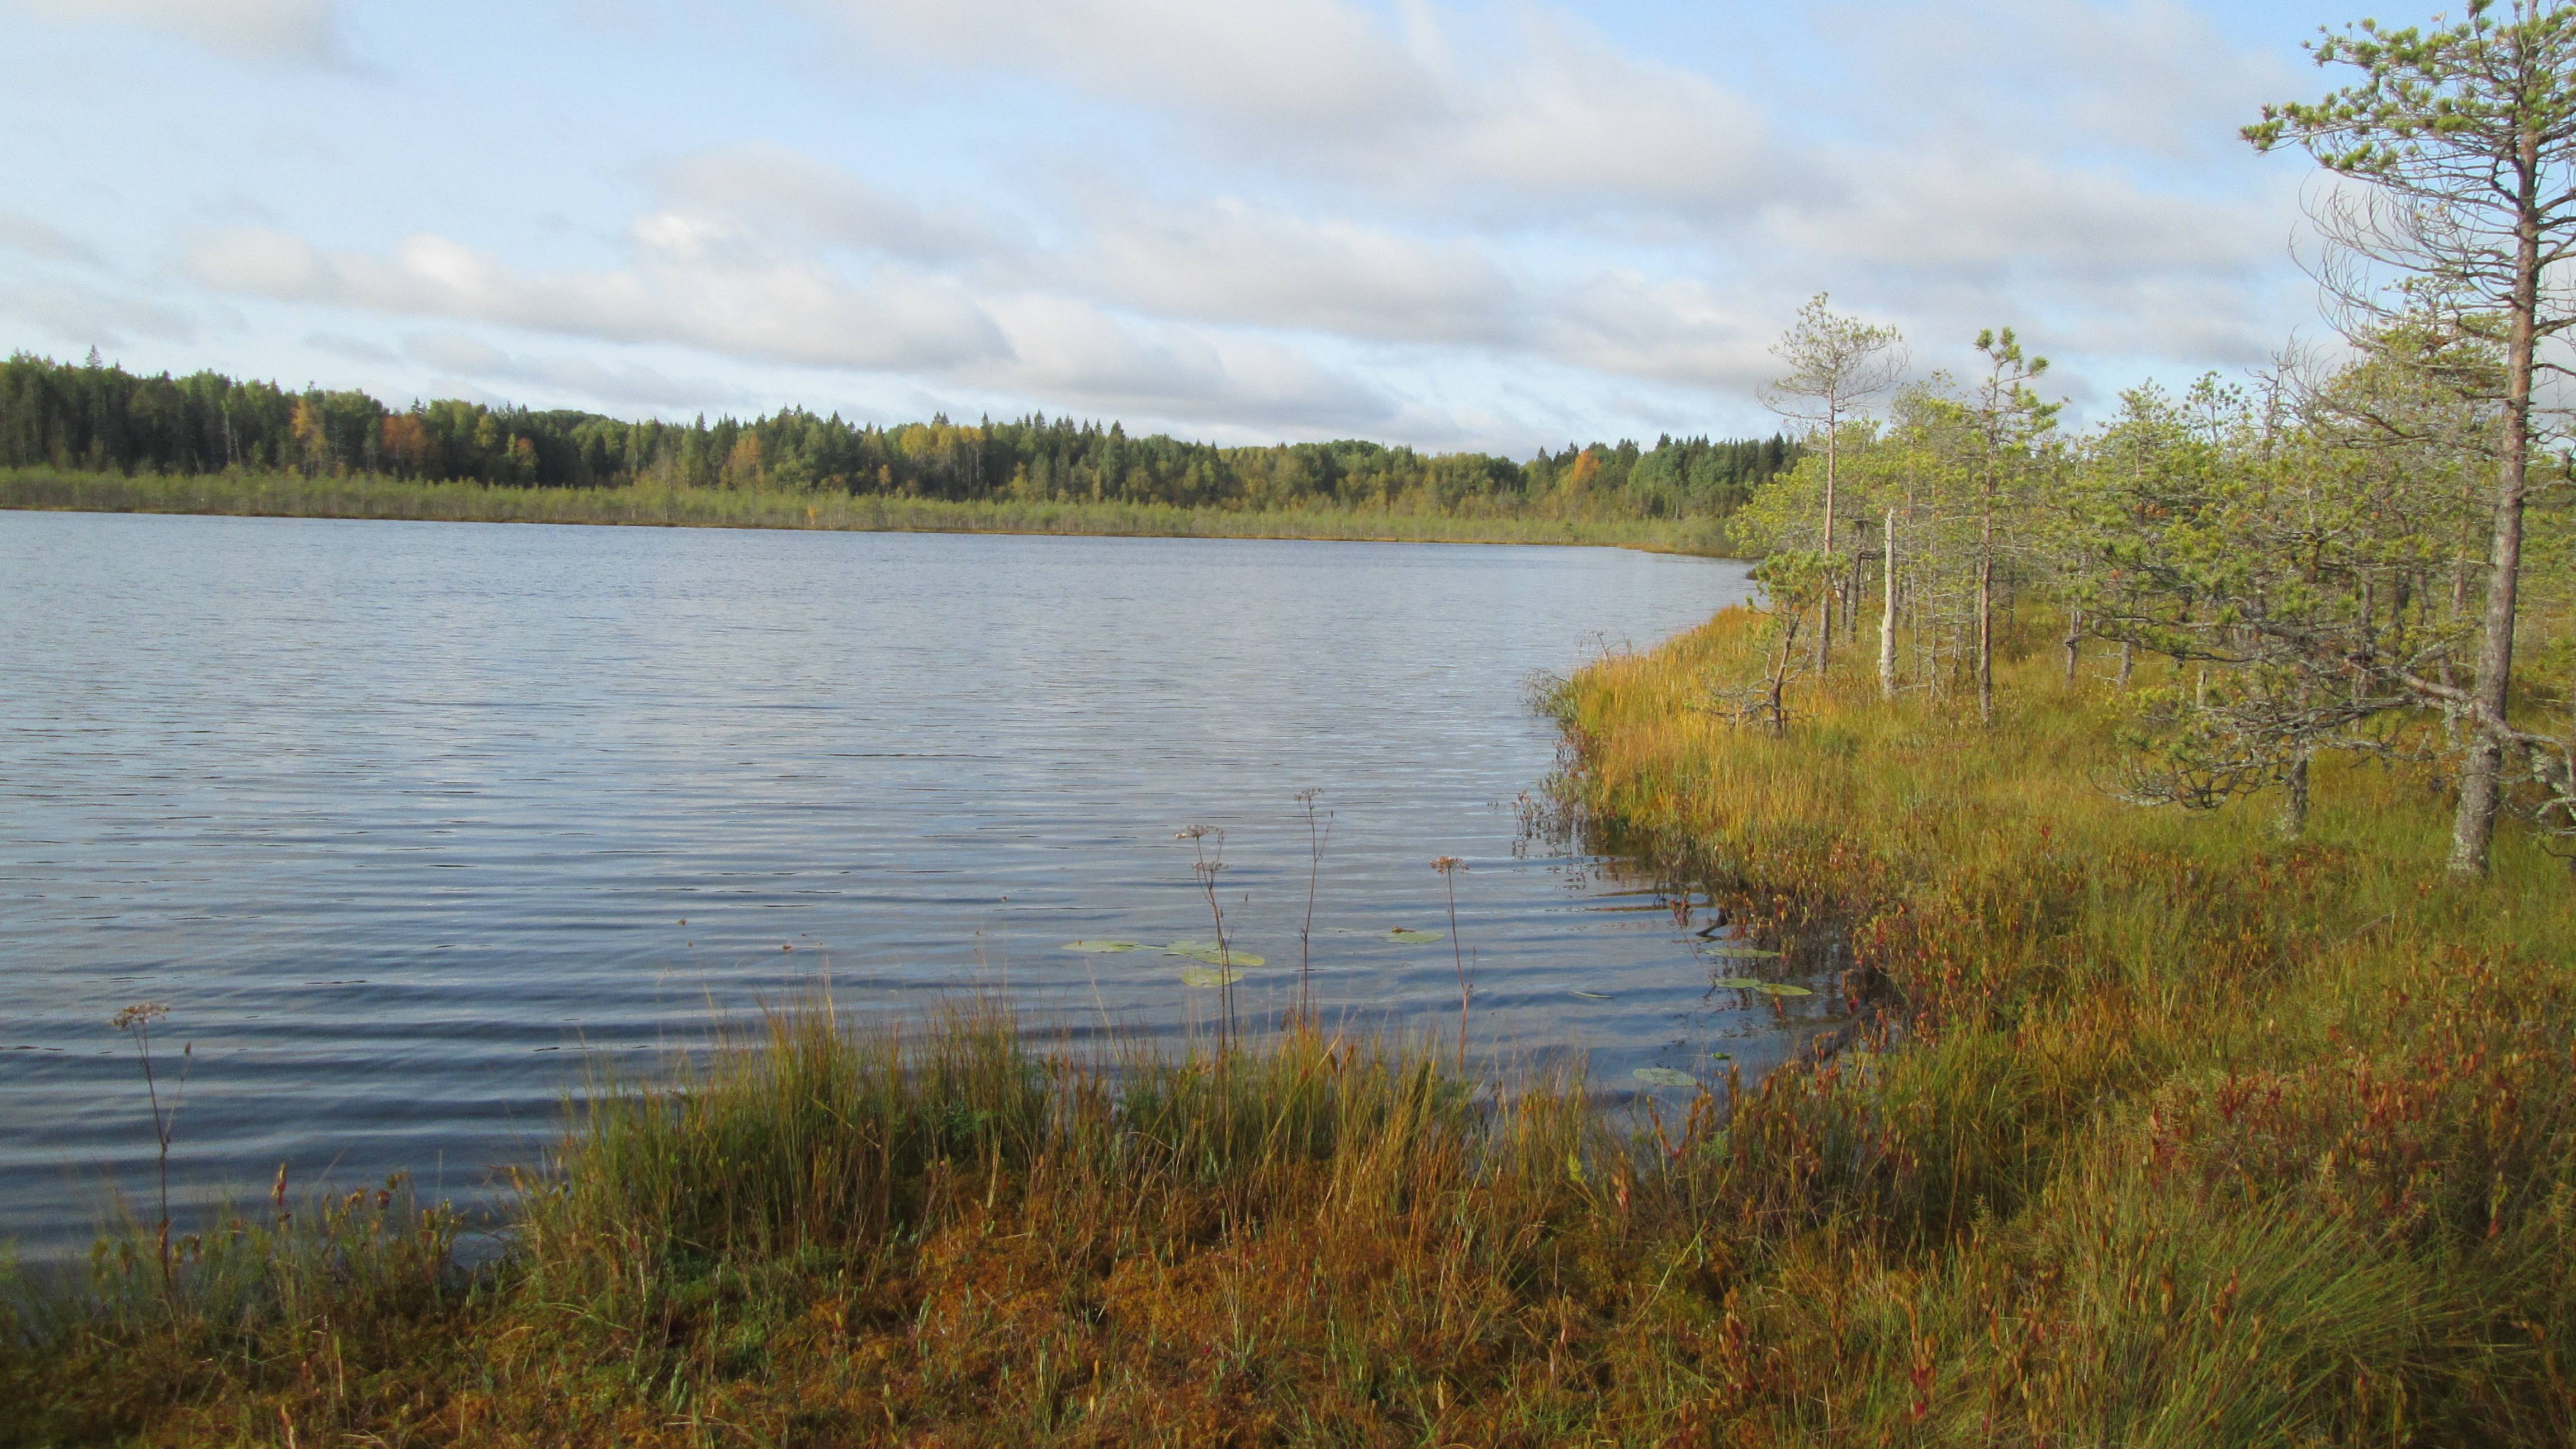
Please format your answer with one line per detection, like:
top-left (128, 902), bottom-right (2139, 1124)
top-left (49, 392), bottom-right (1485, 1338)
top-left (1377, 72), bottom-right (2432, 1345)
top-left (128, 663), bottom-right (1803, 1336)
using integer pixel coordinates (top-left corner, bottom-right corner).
top-left (0, 352), bottom-right (1795, 521)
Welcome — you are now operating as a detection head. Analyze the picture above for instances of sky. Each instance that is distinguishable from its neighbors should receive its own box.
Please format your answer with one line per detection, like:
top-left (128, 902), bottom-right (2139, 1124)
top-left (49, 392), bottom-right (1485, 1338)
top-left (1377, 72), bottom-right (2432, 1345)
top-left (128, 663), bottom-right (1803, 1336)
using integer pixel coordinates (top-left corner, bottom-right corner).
top-left (0, 0), bottom-right (2372, 454)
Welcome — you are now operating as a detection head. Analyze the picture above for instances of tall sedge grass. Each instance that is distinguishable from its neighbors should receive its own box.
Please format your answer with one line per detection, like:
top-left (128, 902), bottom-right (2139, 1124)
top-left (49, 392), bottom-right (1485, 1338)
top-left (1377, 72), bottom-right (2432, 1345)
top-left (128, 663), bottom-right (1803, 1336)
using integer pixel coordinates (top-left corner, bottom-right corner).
top-left (6, 605), bottom-right (2573, 1444)
top-left (2, 1010), bottom-right (1652, 1446)
top-left (0, 466), bottom-right (1732, 555)
top-left (1550, 605), bottom-right (2576, 1442)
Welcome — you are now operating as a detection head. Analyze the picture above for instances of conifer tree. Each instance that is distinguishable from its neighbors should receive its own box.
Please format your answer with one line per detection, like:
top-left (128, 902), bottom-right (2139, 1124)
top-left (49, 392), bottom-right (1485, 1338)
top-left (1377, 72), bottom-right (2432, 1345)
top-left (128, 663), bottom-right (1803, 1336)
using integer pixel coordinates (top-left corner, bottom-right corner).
top-left (2248, 0), bottom-right (2576, 874)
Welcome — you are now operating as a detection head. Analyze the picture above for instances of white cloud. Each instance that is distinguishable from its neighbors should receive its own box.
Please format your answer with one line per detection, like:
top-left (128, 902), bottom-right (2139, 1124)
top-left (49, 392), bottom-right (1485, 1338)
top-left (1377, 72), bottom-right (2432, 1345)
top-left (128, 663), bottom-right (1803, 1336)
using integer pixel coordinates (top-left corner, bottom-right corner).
top-left (0, 278), bottom-right (198, 349)
top-left (808, 0), bottom-right (1775, 214)
top-left (655, 145), bottom-right (1015, 264)
top-left (10, 0), bottom-right (347, 65)
top-left (1060, 198), bottom-right (1518, 345)
top-left (177, 217), bottom-right (1406, 432)
top-left (986, 294), bottom-right (1399, 429)
top-left (637, 141), bottom-right (1789, 388)
top-left (770, 0), bottom-right (2305, 406)
top-left (816, 0), bottom-right (1436, 135)
top-left (403, 332), bottom-right (731, 410)
top-left (0, 210), bottom-right (98, 264)
top-left (1820, 0), bottom-right (2292, 163)
top-left (35, 0), bottom-right (2322, 446)
top-left (1535, 271), bottom-right (1777, 394)
top-left (1769, 149), bottom-right (2281, 278)
top-left (186, 226), bottom-right (1013, 372)
top-left (304, 329), bottom-right (398, 363)
top-left (1372, 11), bottom-right (1773, 210)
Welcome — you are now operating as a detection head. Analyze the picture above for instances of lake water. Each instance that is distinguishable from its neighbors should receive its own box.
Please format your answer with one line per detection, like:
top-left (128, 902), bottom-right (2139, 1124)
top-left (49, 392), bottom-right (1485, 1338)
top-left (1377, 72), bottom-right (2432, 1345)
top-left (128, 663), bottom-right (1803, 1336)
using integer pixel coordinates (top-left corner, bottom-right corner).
top-left (1, 512), bottom-right (1820, 1254)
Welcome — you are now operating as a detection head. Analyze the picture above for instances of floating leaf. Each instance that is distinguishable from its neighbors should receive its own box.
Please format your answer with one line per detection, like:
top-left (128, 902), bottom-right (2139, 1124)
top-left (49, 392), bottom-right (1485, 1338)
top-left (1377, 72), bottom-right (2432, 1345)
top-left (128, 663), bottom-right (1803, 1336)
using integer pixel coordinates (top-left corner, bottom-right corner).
top-left (1710, 1052), bottom-right (1733, 1061)
top-left (1386, 928), bottom-right (1445, 944)
top-left (1753, 983), bottom-right (1813, 998)
top-left (1632, 1066), bottom-right (1698, 1087)
top-left (1714, 976), bottom-right (1768, 990)
top-left (1164, 939), bottom-right (1221, 953)
top-left (1707, 946), bottom-right (1782, 958)
top-left (1062, 940), bottom-right (1143, 953)
top-left (1571, 990), bottom-right (1614, 1000)
top-left (1181, 965), bottom-right (1242, 988)
top-left (1168, 945), bottom-right (1265, 968)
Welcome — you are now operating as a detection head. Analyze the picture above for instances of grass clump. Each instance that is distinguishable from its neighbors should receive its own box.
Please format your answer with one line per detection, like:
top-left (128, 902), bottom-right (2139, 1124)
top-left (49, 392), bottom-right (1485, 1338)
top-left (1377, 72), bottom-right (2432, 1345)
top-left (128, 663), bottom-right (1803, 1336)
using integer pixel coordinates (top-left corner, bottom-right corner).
top-left (2, 1012), bottom-right (1675, 1447)
top-left (9, 605), bottom-right (2575, 1444)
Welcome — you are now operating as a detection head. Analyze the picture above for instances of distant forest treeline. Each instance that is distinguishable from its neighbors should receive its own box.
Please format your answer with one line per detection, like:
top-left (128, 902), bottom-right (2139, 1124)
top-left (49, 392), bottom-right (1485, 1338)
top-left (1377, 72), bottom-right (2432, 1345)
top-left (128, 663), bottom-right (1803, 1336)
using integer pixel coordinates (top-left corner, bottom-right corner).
top-left (0, 352), bottom-right (1797, 519)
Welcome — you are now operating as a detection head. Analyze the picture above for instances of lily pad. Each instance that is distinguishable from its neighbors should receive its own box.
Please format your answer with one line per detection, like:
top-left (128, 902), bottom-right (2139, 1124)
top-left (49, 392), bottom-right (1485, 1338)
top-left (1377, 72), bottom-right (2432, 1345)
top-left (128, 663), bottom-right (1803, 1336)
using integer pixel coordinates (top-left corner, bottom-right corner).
top-left (1753, 983), bottom-right (1813, 998)
top-left (1168, 944), bottom-right (1265, 968)
top-left (1707, 946), bottom-right (1782, 958)
top-left (1713, 976), bottom-right (1768, 990)
top-left (1632, 1067), bottom-right (1698, 1088)
top-left (1710, 1052), bottom-right (1734, 1061)
top-left (1571, 990), bottom-right (1614, 1000)
top-left (1062, 940), bottom-right (1144, 953)
top-left (1386, 928), bottom-right (1445, 944)
top-left (1181, 965), bottom-right (1243, 989)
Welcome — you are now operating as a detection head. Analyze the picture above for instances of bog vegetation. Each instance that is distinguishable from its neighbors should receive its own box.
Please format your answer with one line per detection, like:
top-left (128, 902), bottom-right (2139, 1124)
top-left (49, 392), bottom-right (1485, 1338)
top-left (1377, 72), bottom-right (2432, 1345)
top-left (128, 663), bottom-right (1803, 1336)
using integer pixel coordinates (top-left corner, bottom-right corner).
top-left (9, 3), bottom-right (2576, 1445)
top-left (0, 466), bottom-right (1731, 552)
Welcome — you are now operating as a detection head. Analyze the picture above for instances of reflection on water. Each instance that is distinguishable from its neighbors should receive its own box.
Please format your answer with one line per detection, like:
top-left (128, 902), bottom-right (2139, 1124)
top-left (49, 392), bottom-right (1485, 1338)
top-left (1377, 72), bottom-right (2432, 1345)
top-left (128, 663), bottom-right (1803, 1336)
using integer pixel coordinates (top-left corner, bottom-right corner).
top-left (0, 512), bottom-right (1838, 1253)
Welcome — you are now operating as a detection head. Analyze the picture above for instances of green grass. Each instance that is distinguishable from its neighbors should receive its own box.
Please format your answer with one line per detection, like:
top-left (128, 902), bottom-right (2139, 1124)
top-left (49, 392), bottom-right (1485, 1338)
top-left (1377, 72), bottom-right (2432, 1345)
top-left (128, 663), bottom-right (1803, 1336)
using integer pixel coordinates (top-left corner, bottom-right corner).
top-left (6, 607), bottom-right (2573, 1445)
top-left (0, 466), bottom-right (1734, 555)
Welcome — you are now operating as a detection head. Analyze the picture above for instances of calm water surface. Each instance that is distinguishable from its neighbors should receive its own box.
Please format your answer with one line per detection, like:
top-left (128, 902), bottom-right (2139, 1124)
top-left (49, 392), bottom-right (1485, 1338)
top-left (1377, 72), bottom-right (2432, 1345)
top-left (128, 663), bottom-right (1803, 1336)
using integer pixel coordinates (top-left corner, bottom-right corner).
top-left (1, 512), bottom-right (1822, 1253)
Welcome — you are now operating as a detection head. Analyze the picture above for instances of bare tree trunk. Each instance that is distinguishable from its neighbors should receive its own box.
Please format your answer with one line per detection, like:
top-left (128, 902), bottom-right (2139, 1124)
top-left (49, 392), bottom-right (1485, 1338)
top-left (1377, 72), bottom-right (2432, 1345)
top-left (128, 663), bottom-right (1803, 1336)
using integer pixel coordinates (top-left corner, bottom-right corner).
top-left (1977, 485), bottom-right (1995, 724)
top-left (1878, 507), bottom-right (1897, 699)
top-left (1817, 414), bottom-right (1838, 673)
top-left (2279, 749), bottom-right (2311, 840)
top-left (2062, 605), bottom-right (2082, 686)
top-left (1767, 619), bottom-right (1799, 737)
top-left (1846, 536), bottom-right (1862, 645)
top-left (2450, 471), bottom-right (2475, 690)
top-left (2450, 177), bottom-right (2539, 879)
top-left (2118, 639), bottom-right (2134, 689)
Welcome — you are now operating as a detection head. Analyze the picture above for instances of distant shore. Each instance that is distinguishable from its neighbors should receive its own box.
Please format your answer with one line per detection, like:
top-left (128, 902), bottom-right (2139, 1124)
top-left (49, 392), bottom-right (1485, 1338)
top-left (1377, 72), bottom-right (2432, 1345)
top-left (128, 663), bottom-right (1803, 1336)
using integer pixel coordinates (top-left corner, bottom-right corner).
top-left (0, 468), bottom-right (1735, 556)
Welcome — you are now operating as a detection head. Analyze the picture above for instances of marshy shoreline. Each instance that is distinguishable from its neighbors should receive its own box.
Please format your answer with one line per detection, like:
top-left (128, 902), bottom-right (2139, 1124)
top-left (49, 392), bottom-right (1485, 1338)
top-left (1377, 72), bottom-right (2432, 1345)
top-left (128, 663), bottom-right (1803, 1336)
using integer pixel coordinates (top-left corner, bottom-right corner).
top-left (7, 606), bottom-right (2573, 1446)
top-left (0, 467), bottom-right (1736, 557)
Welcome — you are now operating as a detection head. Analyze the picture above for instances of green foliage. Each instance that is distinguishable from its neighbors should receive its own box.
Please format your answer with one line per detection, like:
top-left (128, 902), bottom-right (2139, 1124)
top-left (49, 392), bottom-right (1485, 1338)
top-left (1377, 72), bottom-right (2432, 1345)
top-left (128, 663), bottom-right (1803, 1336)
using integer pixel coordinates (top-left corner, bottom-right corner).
top-left (2246, 0), bottom-right (2576, 186)
top-left (0, 351), bottom-right (1798, 524)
